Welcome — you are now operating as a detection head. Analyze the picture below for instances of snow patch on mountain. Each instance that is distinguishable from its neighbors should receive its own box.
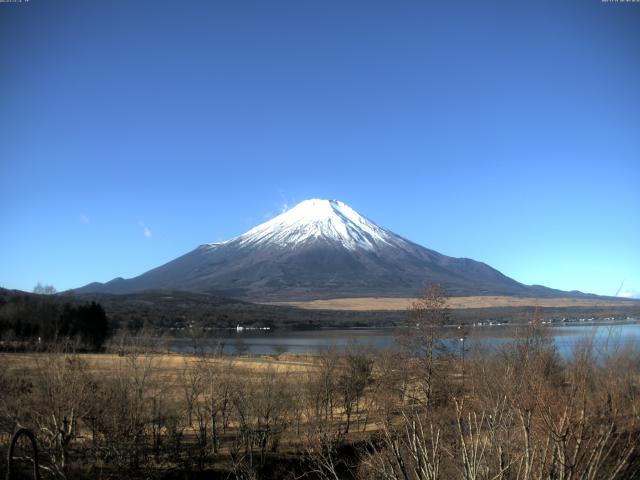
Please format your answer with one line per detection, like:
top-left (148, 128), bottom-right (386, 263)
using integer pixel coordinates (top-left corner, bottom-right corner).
top-left (212, 199), bottom-right (407, 251)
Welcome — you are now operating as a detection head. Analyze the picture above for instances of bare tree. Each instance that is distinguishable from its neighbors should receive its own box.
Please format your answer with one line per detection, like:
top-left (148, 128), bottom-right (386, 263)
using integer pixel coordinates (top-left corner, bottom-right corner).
top-left (30, 347), bottom-right (93, 476)
top-left (33, 283), bottom-right (57, 295)
top-left (361, 408), bottom-right (442, 480)
top-left (336, 343), bottom-right (373, 434)
top-left (400, 283), bottom-right (450, 406)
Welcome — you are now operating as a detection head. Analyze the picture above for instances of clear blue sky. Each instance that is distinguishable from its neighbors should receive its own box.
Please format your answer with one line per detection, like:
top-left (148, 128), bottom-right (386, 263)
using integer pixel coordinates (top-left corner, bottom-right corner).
top-left (1, 0), bottom-right (639, 297)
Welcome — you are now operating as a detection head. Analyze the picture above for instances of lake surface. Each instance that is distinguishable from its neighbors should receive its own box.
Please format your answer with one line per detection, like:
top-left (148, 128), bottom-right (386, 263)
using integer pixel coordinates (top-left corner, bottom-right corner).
top-left (170, 322), bottom-right (640, 358)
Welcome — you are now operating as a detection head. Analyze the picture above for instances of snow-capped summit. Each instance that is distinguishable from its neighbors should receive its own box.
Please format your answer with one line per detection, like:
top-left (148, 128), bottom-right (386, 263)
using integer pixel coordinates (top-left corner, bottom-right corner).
top-left (232, 199), bottom-right (404, 251)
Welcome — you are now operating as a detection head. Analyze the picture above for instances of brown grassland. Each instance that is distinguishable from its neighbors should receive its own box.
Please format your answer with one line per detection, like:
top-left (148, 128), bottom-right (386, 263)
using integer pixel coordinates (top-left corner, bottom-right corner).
top-left (267, 296), bottom-right (639, 311)
top-left (2, 288), bottom-right (640, 479)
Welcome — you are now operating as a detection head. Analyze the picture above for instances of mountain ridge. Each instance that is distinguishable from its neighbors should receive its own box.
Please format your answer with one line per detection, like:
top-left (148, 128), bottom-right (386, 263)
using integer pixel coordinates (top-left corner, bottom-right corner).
top-left (75, 199), bottom-right (597, 300)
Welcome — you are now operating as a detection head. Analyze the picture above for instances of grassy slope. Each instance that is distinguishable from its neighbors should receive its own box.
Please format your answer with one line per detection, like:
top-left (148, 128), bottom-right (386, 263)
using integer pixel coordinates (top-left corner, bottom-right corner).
top-left (266, 296), bottom-right (640, 311)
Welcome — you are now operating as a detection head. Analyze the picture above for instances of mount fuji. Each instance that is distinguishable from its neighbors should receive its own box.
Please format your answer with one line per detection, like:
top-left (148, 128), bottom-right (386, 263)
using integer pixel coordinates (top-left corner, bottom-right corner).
top-left (76, 199), bottom-right (573, 300)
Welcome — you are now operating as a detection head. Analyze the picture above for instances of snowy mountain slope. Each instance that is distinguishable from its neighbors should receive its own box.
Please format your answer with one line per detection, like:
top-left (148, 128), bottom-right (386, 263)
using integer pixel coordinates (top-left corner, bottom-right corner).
top-left (75, 199), bottom-right (575, 300)
top-left (228, 199), bottom-right (405, 251)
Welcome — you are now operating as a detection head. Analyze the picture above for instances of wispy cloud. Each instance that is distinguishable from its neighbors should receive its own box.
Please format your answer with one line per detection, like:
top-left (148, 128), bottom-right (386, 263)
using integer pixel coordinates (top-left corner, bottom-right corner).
top-left (139, 221), bottom-right (152, 238)
top-left (619, 289), bottom-right (640, 300)
top-left (80, 214), bottom-right (90, 224)
top-left (262, 193), bottom-right (296, 221)
top-left (278, 191), bottom-right (294, 214)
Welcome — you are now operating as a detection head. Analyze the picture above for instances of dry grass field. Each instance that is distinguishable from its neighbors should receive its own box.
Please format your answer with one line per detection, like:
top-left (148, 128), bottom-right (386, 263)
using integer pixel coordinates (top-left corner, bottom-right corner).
top-left (0, 351), bottom-right (316, 380)
top-left (267, 295), bottom-right (639, 311)
top-left (2, 326), bottom-right (640, 479)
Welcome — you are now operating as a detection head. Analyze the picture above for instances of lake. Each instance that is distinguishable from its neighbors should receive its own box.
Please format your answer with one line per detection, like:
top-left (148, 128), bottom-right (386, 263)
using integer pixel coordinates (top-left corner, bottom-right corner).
top-left (170, 321), bottom-right (640, 358)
